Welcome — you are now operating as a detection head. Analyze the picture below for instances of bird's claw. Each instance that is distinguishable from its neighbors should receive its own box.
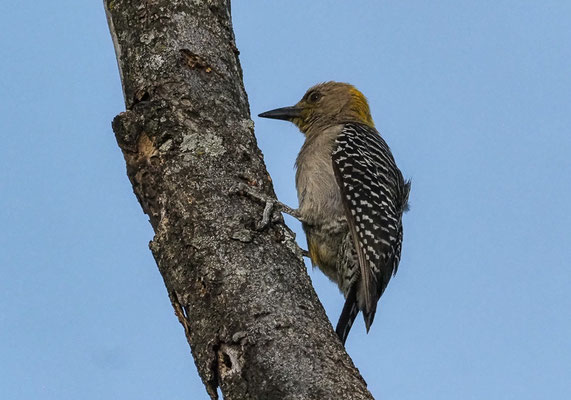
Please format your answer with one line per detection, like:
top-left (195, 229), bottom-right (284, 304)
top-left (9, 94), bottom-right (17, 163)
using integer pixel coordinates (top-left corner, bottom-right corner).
top-left (234, 184), bottom-right (282, 230)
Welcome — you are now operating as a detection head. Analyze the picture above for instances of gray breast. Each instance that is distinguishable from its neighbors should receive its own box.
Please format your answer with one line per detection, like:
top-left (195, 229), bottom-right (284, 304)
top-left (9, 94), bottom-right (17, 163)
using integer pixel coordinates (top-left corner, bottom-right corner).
top-left (295, 126), bottom-right (345, 224)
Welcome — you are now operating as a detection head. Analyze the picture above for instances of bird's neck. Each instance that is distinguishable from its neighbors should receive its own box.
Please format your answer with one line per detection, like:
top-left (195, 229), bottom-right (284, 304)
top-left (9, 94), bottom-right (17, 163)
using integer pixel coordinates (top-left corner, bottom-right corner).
top-left (345, 88), bottom-right (375, 128)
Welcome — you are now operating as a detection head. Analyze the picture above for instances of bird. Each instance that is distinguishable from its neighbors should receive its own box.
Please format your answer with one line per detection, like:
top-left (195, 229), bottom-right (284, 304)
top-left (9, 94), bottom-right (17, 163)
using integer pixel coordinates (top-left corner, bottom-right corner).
top-left (258, 81), bottom-right (410, 345)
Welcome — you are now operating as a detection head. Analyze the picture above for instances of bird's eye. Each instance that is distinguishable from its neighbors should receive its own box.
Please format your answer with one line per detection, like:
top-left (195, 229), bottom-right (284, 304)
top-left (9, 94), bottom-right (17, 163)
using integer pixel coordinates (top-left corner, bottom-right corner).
top-left (308, 92), bottom-right (321, 103)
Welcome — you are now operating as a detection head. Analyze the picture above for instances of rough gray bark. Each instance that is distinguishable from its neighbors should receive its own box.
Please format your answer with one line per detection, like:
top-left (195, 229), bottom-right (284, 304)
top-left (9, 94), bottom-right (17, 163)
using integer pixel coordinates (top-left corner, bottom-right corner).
top-left (104, 1), bottom-right (374, 399)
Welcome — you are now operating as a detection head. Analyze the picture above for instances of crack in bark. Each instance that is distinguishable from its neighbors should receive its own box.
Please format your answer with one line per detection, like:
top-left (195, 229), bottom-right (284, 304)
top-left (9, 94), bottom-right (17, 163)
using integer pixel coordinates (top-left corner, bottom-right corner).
top-left (209, 341), bottom-right (221, 400)
top-left (170, 290), bottom-right (192, 343)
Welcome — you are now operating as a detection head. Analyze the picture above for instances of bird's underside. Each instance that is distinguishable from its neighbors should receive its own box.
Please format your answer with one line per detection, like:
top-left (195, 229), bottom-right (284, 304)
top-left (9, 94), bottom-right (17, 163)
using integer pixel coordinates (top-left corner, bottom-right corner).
top-left (257, 81), bottom-right (410, 345)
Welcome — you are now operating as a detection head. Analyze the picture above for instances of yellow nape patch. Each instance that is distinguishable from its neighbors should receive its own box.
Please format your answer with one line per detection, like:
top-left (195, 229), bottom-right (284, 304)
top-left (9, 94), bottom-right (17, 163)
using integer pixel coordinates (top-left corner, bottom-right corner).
top-left (349, 87), bottom-right (375, 127)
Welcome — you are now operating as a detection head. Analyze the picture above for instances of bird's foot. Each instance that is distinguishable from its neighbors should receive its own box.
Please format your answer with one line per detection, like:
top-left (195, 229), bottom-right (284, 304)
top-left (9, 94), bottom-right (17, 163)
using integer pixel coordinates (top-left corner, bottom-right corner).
top-left (235, 183), bottom-right (304, 230)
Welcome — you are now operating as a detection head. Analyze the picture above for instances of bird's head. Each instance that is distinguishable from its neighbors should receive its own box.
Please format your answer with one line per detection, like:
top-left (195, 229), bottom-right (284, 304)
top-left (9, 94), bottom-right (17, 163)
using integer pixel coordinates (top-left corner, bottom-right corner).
top-left (259, 81), bottom-right (374, 134)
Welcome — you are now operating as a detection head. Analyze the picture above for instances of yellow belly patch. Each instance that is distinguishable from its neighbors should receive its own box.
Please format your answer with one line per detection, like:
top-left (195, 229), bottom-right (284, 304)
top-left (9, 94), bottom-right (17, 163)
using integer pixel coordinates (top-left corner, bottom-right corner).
top-left (307, 238), bottom-right (338, 282)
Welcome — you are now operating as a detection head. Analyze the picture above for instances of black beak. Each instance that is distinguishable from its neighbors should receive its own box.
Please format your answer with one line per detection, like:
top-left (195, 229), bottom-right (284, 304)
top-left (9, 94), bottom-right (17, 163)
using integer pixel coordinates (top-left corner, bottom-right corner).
top-left (258, 106), bottom-right (302, 121)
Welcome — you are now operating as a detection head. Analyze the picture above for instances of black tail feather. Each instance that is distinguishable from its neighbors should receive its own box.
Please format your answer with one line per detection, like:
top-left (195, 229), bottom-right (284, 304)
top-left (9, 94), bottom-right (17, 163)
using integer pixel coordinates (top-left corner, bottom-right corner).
top-left (363, 303), bottom-right (378, 332)
top-left (335, 285), bottom-right (359, 345)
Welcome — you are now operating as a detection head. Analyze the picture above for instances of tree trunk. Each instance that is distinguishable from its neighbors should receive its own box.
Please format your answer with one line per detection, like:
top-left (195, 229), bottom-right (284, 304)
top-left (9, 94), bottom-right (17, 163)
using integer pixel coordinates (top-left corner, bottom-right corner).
top-left (104, 1), bottom-right (374, 399)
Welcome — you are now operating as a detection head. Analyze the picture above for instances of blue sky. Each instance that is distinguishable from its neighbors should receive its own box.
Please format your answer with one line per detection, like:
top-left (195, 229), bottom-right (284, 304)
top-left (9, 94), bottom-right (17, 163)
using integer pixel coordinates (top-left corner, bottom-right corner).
top-left (1, 1), bottom-right (570, 399)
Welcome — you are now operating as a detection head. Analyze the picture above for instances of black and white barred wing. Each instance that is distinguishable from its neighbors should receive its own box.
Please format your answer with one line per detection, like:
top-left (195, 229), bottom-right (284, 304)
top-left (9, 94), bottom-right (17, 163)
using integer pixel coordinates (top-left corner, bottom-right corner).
top-left (332, 123), bottom-right (403, 317)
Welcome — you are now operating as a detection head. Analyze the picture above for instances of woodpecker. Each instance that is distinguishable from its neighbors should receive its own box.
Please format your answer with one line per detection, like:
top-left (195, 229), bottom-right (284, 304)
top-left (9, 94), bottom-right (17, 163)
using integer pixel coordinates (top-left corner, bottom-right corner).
top-left (258, 82), bottom-right (410, 344)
